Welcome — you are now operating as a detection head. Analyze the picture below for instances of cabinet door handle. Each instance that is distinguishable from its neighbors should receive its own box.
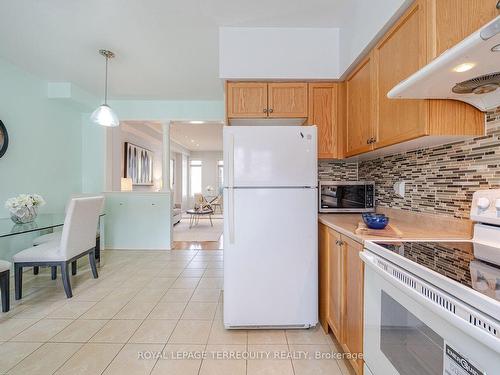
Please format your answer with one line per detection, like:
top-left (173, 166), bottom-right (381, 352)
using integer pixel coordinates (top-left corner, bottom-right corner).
top-left (263, 108), bottom-right (268, 113)
top-left (269, 108), bottom-right (274, 113)
top-left (366, 139), bottom-right (370, 145)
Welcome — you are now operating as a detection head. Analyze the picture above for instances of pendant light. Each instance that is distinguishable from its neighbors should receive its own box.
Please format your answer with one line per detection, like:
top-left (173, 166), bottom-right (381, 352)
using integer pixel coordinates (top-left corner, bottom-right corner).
top-left (90, 49), bottom-right (119, 127)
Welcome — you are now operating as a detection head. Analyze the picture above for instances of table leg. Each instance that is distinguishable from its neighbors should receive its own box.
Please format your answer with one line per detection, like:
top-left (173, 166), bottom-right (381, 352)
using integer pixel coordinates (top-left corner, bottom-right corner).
top-left (209, 215), bottom-right (213, 227)
top-left (71, 261), bottom-right (77, 275)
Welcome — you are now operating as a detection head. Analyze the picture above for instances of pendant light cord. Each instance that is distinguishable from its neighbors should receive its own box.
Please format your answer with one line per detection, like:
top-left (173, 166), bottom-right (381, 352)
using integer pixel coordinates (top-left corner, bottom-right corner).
top-left (104, 56), bottom-right (108, 105)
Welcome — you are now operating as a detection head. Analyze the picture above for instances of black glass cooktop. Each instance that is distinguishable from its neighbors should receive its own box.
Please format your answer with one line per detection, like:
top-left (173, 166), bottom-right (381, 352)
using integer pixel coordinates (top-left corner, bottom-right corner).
top-left (374, 241), bottom-right (500, 303)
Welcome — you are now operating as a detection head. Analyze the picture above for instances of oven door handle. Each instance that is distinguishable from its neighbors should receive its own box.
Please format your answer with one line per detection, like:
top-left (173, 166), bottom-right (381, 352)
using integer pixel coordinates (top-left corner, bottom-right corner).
top-left (360, 250), bottom-right (500, 354)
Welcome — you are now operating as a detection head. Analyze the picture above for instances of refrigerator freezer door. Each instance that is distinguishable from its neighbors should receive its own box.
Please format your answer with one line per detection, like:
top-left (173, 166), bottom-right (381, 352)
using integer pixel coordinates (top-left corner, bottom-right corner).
top-left (223, 187), bottom-right (318, 328)
top-left (224, 126), bottom-right (317, 188)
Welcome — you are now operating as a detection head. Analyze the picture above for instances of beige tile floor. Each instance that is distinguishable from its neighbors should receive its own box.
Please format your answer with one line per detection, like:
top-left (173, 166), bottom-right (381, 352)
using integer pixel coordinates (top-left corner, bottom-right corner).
top-left (0, 250), bottom-right (354, 375)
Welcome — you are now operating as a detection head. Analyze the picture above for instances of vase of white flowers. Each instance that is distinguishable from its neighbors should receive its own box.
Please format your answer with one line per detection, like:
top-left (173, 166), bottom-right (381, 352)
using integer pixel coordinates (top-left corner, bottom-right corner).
top-left (5, 194), bottom-right (45, 224)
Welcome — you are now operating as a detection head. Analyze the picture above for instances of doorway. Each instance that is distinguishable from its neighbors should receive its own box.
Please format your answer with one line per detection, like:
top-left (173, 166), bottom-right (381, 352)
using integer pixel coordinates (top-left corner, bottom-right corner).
top-left (170, 121), bottom-right (224, 249)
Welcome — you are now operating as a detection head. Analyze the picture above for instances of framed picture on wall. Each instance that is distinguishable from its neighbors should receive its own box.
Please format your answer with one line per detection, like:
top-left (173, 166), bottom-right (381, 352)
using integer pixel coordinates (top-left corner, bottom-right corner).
top-left (0, 120), bottom-right (8, 158)
top-left (124, 142), bottom-right (154, 185)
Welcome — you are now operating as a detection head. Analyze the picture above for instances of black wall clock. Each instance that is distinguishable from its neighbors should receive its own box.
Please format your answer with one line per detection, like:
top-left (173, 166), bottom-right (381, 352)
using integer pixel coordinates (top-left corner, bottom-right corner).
top-left (0, 120), bottom-right (8, 158)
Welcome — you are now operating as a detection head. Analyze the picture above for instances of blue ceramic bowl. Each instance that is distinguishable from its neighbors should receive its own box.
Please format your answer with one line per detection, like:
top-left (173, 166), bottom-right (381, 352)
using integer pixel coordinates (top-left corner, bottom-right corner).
top-left (362, 213), bottom-right (389, 230)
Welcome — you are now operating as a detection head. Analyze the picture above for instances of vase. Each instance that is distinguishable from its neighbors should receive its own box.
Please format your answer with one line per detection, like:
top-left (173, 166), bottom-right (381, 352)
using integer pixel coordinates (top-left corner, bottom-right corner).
top-left (10, 206), bottom-right (38, 224)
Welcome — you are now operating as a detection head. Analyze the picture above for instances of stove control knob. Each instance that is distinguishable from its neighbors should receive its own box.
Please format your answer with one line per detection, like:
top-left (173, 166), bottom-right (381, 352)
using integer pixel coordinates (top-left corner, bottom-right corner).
top-left (477, 197), bottom-right (490, 210)
top-left (496, 199), bottom-right (500, 211)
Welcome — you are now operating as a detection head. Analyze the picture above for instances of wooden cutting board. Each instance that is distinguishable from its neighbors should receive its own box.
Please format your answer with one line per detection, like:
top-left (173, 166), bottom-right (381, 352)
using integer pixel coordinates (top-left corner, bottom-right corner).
top-left (355, 222), bottom-right (403, 238)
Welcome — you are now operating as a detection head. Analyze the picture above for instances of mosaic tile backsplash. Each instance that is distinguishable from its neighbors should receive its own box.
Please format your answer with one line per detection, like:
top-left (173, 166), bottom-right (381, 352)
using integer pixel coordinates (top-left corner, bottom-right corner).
top-left (318, 160), bottom-right (358, 181)
top-left (359, 108), bottom-right (500, 219)
top-left (318, 107), bottom-right (500, 220)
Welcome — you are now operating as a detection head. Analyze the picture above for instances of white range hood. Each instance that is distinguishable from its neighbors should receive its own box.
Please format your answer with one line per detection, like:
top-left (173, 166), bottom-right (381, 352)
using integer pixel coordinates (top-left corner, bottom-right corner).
top-left (388, 16), bottom-right (500, 112)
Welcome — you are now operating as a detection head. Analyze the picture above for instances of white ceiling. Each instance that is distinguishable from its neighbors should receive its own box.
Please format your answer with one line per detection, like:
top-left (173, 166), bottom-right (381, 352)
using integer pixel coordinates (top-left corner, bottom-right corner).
top-left (0, 0), bottom-right (347, 100)
top-left (170, 122), bottom-right (223, 151)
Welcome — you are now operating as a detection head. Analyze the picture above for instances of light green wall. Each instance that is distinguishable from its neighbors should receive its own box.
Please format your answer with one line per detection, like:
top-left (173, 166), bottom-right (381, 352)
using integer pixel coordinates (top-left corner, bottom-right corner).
top-left (104, 192), bottom-right (172, 250)
top-left (0, 58), bottom-right (85, 217)
top-left (81, 114), bottom-right (106, 194)
top-left (0, 58), bottom-right (89, 261)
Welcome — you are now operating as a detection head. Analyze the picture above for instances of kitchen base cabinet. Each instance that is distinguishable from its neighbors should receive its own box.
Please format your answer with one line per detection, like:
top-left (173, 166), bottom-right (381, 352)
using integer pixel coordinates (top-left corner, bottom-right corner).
top-left (318, 223), bottom-right (330, 332)
top-left (341, 236), bottom-right (364, 375)
top-left (327, 228), bottom-right (343, 340)
top-left (318, 223), bottom-right (364, 375)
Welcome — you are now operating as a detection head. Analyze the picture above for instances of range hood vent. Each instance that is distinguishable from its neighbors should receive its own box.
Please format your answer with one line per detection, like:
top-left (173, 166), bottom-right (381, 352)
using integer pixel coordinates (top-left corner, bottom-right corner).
top-left (388, 16), bottom-right (500, 112)
top-left (452, 72), bottom-right (500, 94)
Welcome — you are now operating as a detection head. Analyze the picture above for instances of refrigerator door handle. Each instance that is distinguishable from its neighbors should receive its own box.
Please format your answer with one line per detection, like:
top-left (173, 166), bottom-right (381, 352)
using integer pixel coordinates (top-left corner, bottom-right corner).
top-left (228, 188), bottom-right (235, 244)
top-left (227, 134), bottom-right (235, 188)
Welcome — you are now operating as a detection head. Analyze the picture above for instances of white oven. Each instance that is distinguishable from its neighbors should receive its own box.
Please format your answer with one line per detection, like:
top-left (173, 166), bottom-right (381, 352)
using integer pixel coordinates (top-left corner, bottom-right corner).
top-left (360, 248), bottom-right (500, 375)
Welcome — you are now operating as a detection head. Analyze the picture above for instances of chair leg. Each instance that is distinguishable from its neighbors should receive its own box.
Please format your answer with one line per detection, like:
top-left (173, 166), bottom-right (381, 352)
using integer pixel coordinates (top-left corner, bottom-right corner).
top-left (51, 266), bottom-right (57, 280)
top-left (89, 251), bottom-right (98, 279)
top-left (71, 261), bottom-right (77, 276)
top-left (14, 264), bottom-right (22, 300)
top-left (60, 262), bottom-right (72, 298)
top-left (95, 236), bottom-right (101, 264)
top-left (209, 215), bottom-right (213, 226)
top-left (33, 266), bottom-right (39, 275)
top-left (1, 271), bottom-right (9, 312)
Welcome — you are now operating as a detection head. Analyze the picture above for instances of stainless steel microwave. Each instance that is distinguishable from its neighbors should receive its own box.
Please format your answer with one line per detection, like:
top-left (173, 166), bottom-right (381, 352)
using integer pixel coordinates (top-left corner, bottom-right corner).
top-left (319, 181), bottom-right (375, 213)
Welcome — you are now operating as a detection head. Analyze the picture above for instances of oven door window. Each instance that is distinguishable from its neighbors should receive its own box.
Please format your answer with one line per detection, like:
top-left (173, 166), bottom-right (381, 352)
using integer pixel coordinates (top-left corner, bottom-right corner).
top-left (381, 291), bottom-right (444, 375)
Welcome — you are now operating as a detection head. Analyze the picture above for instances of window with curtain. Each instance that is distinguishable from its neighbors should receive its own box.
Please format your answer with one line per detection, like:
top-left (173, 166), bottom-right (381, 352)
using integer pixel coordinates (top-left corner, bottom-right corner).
top-left (190, 160), bottom-right (202, 195)
top-left (217, 160), bottom-right (224, 190)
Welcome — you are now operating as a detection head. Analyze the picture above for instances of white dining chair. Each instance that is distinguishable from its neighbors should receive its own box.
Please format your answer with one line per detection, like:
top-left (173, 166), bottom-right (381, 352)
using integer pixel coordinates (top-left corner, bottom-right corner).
top-left (32, 194), bottom-right (103, 278)
top-left (13, 196), bottom-right (104, 299)
top-left (0, 260), bottom-right (10, 312)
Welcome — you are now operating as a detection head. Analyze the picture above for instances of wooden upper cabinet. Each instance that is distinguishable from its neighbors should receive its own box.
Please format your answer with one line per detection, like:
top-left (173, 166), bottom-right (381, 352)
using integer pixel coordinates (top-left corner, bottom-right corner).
top-left (308, 83), bottom-right (345, 159)
top-left (433, 0), bottom-right (499, 57)
top-left (346, 56), bottom-right (375, 157)
top-left (373, 0), bottom-right (429, 149)
top-left (268, 82), bottom-right (308, 117)
top-left (226, 82), bottom-right (268, 118)
top-left (226, 82), bottom-right (308, 119)
top-left (341, 235), bottom-right (364, 375)
top-left (327, 228), bottom-right (343, 340)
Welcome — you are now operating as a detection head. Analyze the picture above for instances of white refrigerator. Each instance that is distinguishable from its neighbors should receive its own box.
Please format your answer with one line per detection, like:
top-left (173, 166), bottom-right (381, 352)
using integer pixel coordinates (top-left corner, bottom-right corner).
top-left (223, 125), bottom-right (318, 329)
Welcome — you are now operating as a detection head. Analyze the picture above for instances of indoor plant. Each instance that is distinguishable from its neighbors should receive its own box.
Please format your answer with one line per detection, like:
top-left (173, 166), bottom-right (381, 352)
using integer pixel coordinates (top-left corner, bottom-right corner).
top-left (5, 194), bottom-right (45, 224)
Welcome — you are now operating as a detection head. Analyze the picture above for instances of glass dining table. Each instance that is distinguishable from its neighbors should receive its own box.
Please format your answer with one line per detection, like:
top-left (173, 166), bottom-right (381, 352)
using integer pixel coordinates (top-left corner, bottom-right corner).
top-left (0, 214), bottom-right (104, 262)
